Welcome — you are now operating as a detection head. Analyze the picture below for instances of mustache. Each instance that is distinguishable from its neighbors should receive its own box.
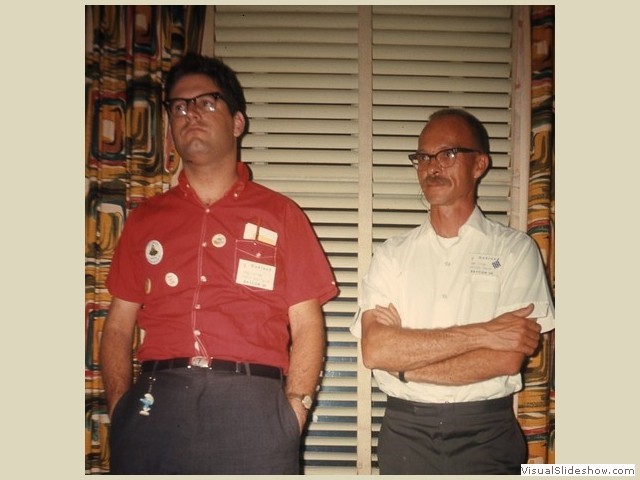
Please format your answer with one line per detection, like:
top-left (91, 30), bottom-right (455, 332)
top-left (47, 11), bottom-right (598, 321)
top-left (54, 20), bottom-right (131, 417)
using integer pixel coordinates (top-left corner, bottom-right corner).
top-left (423, 176), bottom-right (449, 186)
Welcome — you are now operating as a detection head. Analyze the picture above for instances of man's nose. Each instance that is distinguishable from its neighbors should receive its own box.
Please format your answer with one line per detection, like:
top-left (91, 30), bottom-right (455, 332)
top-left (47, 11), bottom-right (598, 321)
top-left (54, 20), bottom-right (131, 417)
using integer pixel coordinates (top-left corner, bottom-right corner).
top-left (426, 158), bottom-right (443, 175)
top-left (185, 99), bottom-right (201, 118)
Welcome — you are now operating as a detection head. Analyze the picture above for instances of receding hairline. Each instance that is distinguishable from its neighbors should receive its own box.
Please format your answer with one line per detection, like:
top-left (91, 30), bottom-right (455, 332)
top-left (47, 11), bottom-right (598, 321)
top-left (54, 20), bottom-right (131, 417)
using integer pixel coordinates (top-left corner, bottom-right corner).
top-left (424, 108), bottom-right (490, 154)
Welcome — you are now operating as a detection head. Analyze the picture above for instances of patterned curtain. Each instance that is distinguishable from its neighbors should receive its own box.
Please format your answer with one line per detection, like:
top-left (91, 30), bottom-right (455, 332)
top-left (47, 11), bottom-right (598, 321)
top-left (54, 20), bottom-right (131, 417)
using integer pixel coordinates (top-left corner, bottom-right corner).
top-left (517, 5), bottom-right (555, 464)
top-left (84, 5), bottom-right (205, 473)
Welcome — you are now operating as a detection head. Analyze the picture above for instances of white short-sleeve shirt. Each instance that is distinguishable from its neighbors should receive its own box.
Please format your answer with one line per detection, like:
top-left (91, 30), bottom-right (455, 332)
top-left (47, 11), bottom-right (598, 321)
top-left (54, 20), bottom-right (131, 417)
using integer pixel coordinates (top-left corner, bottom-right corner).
top-left (351, 207), bottom-right (555, 403)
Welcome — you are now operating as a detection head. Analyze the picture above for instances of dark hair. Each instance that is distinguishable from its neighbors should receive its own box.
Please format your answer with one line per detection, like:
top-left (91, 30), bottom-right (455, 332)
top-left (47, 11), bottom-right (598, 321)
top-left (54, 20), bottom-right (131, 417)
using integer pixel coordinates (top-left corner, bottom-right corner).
top-left (428, 108), bottom-right (491, 154)
top-left (165, 53), bottom-right (248, 134)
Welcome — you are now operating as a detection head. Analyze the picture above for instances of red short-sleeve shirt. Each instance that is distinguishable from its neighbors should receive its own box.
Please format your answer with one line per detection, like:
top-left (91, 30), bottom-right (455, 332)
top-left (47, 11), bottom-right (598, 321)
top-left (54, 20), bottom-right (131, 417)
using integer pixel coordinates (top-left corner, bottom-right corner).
top-left (106, 162), bottom-right (338, 372)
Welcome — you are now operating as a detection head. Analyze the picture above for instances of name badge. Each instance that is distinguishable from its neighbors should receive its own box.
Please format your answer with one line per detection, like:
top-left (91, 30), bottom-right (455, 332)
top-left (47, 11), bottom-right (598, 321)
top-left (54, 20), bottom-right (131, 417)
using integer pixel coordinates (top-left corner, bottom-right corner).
top-left (469, 254), bottom-right (502, 276)
top-left (235, 259), bottom-right (276, 291)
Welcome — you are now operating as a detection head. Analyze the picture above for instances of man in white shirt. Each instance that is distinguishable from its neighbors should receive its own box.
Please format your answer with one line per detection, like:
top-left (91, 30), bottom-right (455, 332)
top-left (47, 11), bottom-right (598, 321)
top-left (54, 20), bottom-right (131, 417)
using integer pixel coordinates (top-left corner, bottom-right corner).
top-left (351, 108), bottom-right (555, 474)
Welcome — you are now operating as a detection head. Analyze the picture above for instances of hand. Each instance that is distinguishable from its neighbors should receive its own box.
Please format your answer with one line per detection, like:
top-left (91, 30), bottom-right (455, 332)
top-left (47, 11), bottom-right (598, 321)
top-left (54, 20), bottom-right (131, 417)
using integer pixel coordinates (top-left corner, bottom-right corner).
top-left (287, 397), bottom-right (308, 434)
top-left (371, 303), bottom-right (402, 327)
top-left (483, 304), bottom-right (541, 356)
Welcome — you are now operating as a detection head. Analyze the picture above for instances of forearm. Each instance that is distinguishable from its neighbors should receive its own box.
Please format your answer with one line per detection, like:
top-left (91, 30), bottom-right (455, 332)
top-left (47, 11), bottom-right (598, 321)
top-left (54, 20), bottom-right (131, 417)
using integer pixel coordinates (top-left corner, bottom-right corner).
top-left (361, 303), bottom-right (540, 372)
top-left (285, 299), bottom-right (326, 430)
top-left (401, 349), bottom-right (526, 385)
top-left (100, 327), bottom-right (134, 416)
top-left (286, 311), bottom-right (325, 398)
top-left (99, 297), bottom-right (140, 417)
top-left (361, 315), bottom-right (487, 372)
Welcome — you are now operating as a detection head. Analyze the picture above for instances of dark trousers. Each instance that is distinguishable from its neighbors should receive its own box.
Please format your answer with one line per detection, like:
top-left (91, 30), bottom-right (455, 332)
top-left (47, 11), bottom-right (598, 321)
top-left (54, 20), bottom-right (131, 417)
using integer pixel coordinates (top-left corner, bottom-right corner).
top-left (377, 395), bottom-right (527, 475)
top-left (108, 367), bottom-right (300, 474)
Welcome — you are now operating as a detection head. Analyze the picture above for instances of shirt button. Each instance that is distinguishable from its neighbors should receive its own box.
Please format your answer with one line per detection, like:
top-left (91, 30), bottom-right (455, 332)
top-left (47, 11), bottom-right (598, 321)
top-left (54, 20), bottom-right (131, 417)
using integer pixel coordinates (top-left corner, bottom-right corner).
top-left (194, 329), bottom-right (201, 336)
top-left (195, 304), bottom-right (201, 310)
top-left (202, 242), bottom-right (207, 247)
top-left (200, 275), bottom-right (207, 282)
top-left (205, 208), bottom-right (210, 214)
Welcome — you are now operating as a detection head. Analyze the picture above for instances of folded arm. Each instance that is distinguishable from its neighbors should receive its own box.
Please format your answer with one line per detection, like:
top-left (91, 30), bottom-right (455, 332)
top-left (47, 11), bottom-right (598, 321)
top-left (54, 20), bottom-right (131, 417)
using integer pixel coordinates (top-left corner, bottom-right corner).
top-left (361, 303), bottom-right (540, 380)
top-left (397, 348), bottom-right (526, 385)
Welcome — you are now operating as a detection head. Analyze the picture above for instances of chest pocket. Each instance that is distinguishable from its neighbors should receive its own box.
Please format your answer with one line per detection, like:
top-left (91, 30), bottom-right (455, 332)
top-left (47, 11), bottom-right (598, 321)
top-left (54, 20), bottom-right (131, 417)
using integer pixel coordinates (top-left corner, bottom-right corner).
top-left (234, 239), bottom-right (278, 291)
top-left (469, 275), bottom-right (501, 321)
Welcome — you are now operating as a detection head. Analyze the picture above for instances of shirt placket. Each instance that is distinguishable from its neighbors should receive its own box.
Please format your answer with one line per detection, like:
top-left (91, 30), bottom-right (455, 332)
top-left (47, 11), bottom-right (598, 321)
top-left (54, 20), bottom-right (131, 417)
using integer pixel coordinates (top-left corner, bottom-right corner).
top-left (430, 236), bottom-right (458, 329)
top-left (191, 205), bottom-right (212, 358)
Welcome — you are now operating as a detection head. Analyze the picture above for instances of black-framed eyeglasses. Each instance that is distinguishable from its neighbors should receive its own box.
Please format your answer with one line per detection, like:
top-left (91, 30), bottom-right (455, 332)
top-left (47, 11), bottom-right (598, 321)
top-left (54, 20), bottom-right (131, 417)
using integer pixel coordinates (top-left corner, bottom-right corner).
top-left (164, 92), bottom-right (225, 118)
top-left (408, 147), bottom-right (481, 169)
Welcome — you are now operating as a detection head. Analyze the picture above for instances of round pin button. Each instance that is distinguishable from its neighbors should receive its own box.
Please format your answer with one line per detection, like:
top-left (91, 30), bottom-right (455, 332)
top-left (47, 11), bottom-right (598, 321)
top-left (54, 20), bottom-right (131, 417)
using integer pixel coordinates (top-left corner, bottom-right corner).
top-left (212, 233), bottom-right (226, 248)
top-left (165, 272), bottom-right (179, 287)
top-left (145, 240), bottom-right (163, 265)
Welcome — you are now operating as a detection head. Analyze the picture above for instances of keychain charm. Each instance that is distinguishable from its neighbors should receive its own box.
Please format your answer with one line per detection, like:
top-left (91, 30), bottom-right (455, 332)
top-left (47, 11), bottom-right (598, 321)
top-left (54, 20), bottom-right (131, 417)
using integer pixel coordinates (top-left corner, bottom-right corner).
top-left (139, 375), bottom-right (156, 416)
top-left (139, 392), bottom-right (154, 416)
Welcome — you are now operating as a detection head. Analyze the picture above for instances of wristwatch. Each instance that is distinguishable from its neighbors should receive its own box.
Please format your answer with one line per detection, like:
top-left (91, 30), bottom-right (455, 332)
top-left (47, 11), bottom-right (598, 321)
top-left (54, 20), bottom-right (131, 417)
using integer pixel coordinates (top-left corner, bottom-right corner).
top-left (289, 394), bottom-right (313, 410)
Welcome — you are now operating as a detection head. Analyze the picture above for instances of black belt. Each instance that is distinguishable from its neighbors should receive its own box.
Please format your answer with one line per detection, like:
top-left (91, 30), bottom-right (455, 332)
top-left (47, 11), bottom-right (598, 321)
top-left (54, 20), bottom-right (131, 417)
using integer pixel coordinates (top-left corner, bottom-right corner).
top-left (140, 357), bottom-right (283, 380)
top-left (386, 394), bottom-right (513, 415)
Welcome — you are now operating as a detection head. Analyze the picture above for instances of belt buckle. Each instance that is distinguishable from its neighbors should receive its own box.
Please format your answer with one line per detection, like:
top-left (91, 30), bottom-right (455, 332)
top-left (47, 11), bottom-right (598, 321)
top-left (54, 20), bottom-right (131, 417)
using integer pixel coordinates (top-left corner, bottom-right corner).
top-left (190, 356), bottom-right (211, 368)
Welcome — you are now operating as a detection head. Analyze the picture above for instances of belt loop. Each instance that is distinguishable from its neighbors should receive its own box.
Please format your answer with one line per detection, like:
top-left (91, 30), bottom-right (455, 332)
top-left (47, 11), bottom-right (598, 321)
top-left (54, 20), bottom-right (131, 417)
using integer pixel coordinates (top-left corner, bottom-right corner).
top-left (243, 362), bottom-right (250, 376)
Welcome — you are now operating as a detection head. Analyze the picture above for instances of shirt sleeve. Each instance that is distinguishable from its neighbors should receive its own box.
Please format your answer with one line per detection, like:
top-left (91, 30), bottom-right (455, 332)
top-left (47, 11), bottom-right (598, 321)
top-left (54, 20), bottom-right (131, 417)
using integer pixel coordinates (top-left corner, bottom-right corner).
top-left (281, 201), bottom-right (338, 308)
top-left (497, 235), bottom-right (555, 333)
top-left (105, 209), bottom-right (146, 304)
top-left (350, 240), bottom-right (397, 339)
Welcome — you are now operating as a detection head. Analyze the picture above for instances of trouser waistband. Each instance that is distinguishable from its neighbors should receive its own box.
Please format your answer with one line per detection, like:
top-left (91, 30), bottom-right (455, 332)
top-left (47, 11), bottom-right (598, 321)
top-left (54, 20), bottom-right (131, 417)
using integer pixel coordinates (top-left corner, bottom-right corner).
top-left (386, 394), bottom-right (513, 415)
top-left (140, 357), bottom-right (283, 380)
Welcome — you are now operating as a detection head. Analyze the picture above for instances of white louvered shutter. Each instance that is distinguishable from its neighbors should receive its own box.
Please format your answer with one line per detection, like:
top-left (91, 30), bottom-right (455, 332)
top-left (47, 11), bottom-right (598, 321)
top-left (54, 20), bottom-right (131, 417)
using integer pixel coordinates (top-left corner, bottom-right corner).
top-left (208, 4), bottom-right (520, 475)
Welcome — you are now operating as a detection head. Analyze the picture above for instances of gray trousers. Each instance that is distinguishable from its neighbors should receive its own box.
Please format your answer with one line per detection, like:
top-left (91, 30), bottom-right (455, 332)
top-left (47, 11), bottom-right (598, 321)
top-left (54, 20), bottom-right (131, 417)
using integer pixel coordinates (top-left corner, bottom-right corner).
top-left (377, 395), bottom-right (527, 475)
top-left (108, 367), bottom-right (301, 474)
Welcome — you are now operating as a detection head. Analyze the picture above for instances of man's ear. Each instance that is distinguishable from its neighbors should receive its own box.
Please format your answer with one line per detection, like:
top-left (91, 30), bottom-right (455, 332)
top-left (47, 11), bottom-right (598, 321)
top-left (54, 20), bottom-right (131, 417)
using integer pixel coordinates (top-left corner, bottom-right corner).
top-left (473, 153), bottom-right (490, 179)
top-left (233, 112), bottom-right (246, 138)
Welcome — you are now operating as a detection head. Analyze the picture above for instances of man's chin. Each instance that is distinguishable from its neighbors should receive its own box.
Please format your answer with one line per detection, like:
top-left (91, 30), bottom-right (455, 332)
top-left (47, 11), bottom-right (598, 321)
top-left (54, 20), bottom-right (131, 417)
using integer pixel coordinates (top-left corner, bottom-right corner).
top-left (422, 184), bottom-right (448, 198)
top-left (181, 141), bottom-right (212, 157)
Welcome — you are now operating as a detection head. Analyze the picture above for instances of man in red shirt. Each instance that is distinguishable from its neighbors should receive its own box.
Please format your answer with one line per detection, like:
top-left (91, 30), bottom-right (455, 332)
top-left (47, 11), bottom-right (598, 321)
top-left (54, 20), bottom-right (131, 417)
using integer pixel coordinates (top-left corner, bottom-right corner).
top-left (100, 53), bottom-right (338, 474)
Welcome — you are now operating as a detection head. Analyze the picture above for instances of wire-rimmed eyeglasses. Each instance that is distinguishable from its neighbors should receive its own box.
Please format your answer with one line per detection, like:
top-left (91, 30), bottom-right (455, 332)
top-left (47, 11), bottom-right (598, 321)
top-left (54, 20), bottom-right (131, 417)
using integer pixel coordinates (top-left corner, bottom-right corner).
top-left (408, 147), bottom-right (481, 169)
top-left (164, 92), bottom-right (225, 118)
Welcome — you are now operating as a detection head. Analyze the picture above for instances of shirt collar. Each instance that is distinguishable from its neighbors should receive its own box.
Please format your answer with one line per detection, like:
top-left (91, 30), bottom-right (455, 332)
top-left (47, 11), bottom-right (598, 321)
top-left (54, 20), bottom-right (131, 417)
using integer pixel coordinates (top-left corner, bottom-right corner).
top-left (232, 161), bottom-right (250, 197)
top-left (464, 206), bottom-right (489, 235)
top-left (177, 161), bottom-right (250, 201)
top-left (422, 206), bottom-right (488, 238)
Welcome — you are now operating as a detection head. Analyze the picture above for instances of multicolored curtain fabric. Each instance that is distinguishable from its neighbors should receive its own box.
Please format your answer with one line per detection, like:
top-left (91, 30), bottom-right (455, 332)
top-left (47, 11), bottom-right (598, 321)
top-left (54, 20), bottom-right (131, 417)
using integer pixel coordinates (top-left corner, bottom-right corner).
top-left (517, 5), bottom-right (556, 464)
top-left (84, 5), bottom-right (205, 473)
